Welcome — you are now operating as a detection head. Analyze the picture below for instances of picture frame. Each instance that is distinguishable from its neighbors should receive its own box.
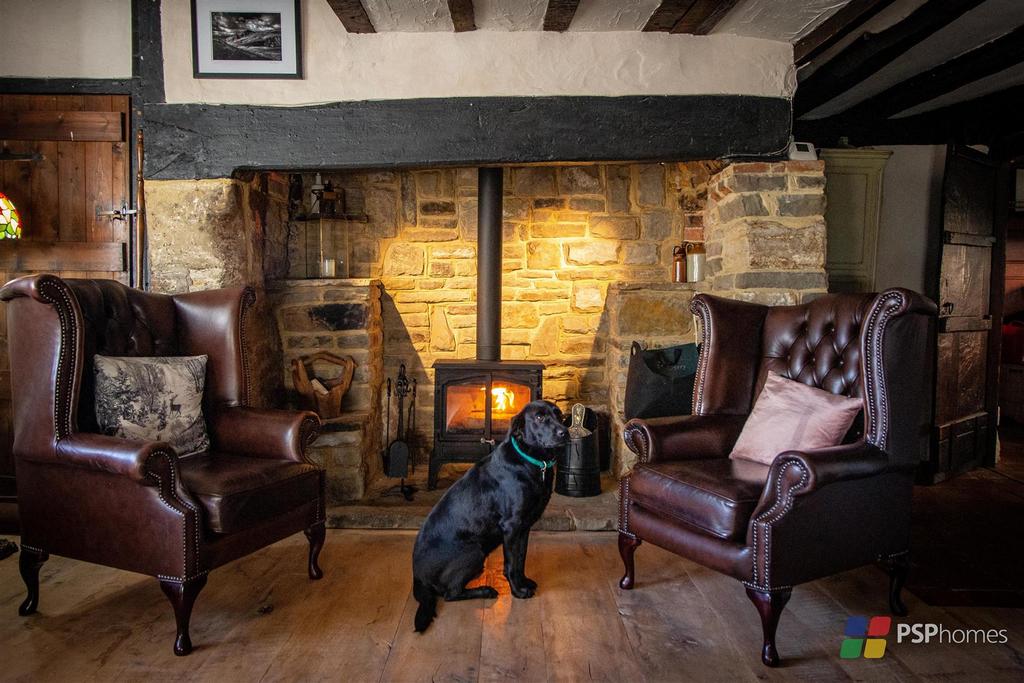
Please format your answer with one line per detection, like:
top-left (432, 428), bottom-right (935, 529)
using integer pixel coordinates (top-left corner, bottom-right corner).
top-left (191, 0), bottom-right (302, 79)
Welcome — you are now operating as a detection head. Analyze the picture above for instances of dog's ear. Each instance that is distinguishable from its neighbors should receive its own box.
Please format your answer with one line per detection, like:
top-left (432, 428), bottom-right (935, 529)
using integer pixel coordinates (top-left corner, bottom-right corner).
top-left (508, 409), bottom-right (526, 441)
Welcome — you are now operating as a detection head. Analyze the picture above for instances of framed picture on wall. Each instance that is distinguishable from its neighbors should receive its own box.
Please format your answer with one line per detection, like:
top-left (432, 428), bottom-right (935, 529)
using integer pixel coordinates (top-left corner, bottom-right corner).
top-left (191, 0), bottom-right (302, 78)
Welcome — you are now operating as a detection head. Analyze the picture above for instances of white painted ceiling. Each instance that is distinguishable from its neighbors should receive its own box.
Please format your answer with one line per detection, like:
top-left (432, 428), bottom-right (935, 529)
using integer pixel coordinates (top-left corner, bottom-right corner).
top-left (350, 0), bottom-right (1023, 122)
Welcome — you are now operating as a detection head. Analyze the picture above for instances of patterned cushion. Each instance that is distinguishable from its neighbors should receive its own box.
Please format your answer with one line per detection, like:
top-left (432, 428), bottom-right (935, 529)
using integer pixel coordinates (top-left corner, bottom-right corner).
top-left (94, 355), bottom-right (210, 456)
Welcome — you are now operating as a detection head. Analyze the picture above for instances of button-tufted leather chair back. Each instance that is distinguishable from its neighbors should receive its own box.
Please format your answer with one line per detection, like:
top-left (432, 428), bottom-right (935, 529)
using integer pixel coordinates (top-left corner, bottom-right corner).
top-left (64, 280), bottom-right (179, 433)
top-left (758, 294), bottom-right (873, 400)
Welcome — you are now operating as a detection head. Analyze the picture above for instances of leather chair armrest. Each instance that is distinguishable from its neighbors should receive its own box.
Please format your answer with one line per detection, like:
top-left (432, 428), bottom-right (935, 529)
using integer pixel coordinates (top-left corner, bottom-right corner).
top-left (623, 414), bottom-right (747, 465)
top-left (54, 433), bottom-right (176, 484)
top-left (207, 407), bottom-right (321, 462)
top-left (751, 441), bottom-right (891, 519)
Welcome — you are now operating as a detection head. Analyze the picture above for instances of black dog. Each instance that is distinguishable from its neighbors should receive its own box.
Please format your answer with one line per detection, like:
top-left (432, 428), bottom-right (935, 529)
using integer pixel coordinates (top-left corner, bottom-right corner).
top-left (412, 400), bottom-right (568, 632)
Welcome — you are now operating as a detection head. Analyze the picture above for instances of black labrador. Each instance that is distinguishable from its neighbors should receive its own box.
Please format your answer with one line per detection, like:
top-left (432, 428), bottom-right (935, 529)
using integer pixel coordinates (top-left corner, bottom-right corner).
top-left (412, 400), bottom-right (568, 632)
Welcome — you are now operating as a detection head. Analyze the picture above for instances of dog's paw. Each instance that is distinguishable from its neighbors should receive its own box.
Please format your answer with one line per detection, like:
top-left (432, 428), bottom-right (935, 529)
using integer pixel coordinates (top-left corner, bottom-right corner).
top-left (521, 576), bottom-right (537, 590)
top-left (481, 586), bottom-right (499, 599)
top-left (510, 584), bottom-right (536, 599)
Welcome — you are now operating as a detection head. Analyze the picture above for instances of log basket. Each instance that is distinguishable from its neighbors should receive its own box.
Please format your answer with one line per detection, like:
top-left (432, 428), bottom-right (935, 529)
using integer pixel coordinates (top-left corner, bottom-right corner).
top-left (291, 351), bottom-right (356, 419)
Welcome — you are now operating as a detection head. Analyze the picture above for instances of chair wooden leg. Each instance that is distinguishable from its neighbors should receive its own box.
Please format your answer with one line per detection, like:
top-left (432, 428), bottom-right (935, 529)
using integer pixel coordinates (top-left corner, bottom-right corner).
top-left (884, 554), bottom-right (910, 617)
top-left (745, 587), bottom-right (791, 667)
top-left (18, 547), bottom-right (49, 616)
top-left (160, 575), bottom-right (207, 656)
top-left (617, 532), bottom-right (641, 590)
top-left (305, 522), bottom-right (326, 580)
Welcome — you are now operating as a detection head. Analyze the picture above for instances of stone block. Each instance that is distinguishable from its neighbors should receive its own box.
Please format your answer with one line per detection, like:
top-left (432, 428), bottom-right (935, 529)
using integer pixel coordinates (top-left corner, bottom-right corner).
top-left (567, 240), bottom-right (618, 265)
top-left (415, 170), bottom-right (455, 198)
top-left (527, 241), bottom-right (561, 269)
top-left (383, 243), bottom-right (424, 275)
top-left (569, 197), bottom-right (606, 212)
top-left (531, 221), bottom-right (587, 238)
top-left (419, 200), bottom-right (456, 216)
top-left (573, 282), bottom-right (605, 311)
top-left (641, 211), bottom-right (674, 240)
top-left (558, 166), bottom-right (602, 194)
top-left (716, 193), bottom-right (769, 223)
top-left (606, 165), bottom-right (632, 213)
top-left (777, 194), bottom-right (826, 217)
top-left (403, 227), bottom-right (458, 241)
top-left (281, 303), bottom-right (367, 332)
top-left (429, 261), bottom-right (454, 277)
top-left (746, 220), bottom-right (826, 270)
top-left (501, 302), bottom-right (540, 328)
top-left (623, 242), bottom-right (659, 265)
top-left (513, 167), bottom-right (557, 196)
top-left (614, 293), bottom-right (693, 337)
top-left (432, 245), bottom-right (476, 259)
top-left (590, 215), bottom-right (639, 239)
top-left (732, 271), bottom-right (828, 290)
top-left (726, 174), bottom-right (786, 192)
top-left (637, 164), bottom-right (666, 207)
top-left (366, 188), bottom-right (398, 237)
top-left (791, 174), bottom-right (825, 190)
top-left (430, 307), bottom-right (456, 352)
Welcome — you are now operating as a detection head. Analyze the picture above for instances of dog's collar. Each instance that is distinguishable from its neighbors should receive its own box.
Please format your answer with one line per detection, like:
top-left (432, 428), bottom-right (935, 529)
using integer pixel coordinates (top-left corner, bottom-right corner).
top-left (511, 437), bottom-right (557, 473)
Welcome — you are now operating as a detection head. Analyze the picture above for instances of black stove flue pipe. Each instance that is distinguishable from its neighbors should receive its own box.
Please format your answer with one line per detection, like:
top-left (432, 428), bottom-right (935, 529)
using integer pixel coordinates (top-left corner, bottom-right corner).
top-left (476, 167), bottom-right (503, 362)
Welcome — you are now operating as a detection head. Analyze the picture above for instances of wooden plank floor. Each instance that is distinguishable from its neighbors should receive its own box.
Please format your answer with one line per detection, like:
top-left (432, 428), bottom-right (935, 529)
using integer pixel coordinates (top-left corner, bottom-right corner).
top-left (1, 530), bottom-right (1023, 682)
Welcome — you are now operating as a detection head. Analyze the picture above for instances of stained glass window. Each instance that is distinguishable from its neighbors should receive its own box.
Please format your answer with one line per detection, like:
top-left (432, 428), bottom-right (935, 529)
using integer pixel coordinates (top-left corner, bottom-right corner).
top-left (0, 192), bottom-right (21, 239)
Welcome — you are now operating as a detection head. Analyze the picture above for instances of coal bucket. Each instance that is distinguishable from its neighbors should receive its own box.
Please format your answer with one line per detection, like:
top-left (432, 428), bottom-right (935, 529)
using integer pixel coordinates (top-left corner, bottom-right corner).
top-left (556, 405), bottom-right (602, 497)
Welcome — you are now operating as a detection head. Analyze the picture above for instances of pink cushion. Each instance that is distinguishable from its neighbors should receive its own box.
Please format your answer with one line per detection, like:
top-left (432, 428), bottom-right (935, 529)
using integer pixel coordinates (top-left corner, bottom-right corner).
top-left (729, 372), bottom-right (862, 466)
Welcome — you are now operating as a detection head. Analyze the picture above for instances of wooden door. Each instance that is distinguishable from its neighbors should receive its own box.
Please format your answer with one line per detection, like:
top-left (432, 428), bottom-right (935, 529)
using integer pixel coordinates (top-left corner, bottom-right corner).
top-left (931, 145), bottom-right (999, 481)
top-left (0, 94), bottom-right (131, 482)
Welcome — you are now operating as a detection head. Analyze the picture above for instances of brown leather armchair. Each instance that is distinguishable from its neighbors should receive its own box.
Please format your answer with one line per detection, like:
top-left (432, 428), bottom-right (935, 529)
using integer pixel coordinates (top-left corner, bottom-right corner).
top-left (618, 289), bottom-right (936, 667)
top-left (1, 275), bottom-right (325, 656)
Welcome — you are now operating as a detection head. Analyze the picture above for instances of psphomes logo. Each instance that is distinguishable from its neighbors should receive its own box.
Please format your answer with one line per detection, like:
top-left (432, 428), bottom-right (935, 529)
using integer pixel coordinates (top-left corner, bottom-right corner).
top-left (840, 615), bottom-right (1010, 659)
top-left (840, 616), bottom-right (891, 659)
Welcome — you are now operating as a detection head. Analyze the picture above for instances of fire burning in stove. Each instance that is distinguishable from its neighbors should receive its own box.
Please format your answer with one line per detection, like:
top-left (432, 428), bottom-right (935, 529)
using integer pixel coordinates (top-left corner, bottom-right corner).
top-left (492, 386), bottom-right (515, 413)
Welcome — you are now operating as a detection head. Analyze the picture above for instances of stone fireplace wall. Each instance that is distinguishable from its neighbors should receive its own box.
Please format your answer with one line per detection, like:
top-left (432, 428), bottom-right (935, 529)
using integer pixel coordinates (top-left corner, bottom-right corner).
top-left (286, 162), bottom-right (722, 468)
top-left (143, 159), bottom-right (828, 495)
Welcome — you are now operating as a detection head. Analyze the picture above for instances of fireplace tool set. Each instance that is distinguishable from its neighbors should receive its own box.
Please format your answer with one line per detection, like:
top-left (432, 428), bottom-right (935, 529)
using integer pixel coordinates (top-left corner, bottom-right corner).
top-left (382, 364), bottom-right (417, 501)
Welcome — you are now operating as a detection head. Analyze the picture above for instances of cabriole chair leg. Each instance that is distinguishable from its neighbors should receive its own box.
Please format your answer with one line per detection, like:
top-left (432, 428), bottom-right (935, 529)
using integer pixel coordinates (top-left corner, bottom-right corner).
top-left (18, 547), bottom-right (49, 616)
top-left (305, 522), bottom-right (326, 580)
top-left (160, 575), bottom-right (208, 656)
top-left (746, 587), bottom-right (792, 667)
top-left (884, 554), bottom-right (910, 617)
top-left (617, 532), bottom-right (642, 590)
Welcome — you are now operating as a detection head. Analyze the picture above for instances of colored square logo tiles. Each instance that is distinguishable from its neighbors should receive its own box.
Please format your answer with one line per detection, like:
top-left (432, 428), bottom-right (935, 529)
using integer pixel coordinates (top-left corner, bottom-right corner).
top-left (841, 616), bottom-right (891, 659)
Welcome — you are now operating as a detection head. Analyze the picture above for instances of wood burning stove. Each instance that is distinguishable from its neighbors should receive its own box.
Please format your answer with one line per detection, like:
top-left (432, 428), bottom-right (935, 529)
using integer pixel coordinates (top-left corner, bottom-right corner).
top-left (430, 359), bottom-right (542, 489)
top-left (430, 167), bottom-right (544, 489)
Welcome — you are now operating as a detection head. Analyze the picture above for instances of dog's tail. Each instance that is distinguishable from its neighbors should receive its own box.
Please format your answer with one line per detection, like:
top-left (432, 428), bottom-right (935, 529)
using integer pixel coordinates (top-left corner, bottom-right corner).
top-left (413, 577), bottom-right (438, 632)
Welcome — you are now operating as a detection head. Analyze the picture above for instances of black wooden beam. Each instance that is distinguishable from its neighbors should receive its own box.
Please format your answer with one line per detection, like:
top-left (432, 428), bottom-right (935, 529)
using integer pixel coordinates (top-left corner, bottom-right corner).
top-left (543, 0), bottom-right (580, 32)
top-left (794, 0), bottom-right (987, 117)
top-left (141, 95), bottom-right (791, 179)
top-left (671, 0), bottom-right (739, 35)
top-left (133, 0), bottom-right (165, 104)
top-left (327, 0), bottom-right (375, 33)
top-left (0, 78), bottom-right (133, 95)
top-left (794, 0), bottom-right (897, 66)
top-left (835, 24), bottom-right (1024, 122)
top-left (448, 0), bottom-right (476, 32)
top-left (795, 85), bottom-right (1024, 147)
top-left (643, 0), bottom-right (695, 32)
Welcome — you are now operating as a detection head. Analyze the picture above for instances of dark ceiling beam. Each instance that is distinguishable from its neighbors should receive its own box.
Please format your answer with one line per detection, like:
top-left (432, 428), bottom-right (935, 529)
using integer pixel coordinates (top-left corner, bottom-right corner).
top-left (794, 0), bottom-right (988, 117)
top-left (671, 0), bottom-right (739, 35)
top-left (795, 84), bottom-right (1024, 148)
top-left (643, 0), bottom-right (696, 32)
top-left (836, 24), bottom-right (1024, 122)
top-left (794, 0), bottom-right (898, 65)
top-left (448, 0), bottom-right (476, 32)
top-left (543, 0), bottom-right (580, 32)
top-left (327, 0), bottom-right (375, 33)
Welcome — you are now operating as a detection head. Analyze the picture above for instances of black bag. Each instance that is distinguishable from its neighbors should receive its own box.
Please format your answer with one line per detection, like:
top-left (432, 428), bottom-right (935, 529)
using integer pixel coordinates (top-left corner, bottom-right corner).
top-left (623, 341), bottom-right (700, 420)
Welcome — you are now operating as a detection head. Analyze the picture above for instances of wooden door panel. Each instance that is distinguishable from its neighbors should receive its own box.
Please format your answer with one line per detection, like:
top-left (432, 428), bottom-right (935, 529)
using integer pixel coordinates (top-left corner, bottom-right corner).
top-left (939, 244), bottom-right (991, 318)
top-left (930, 145), bottom-right (999, 481)
top-left (0, 94), bottom-right (131, 480)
